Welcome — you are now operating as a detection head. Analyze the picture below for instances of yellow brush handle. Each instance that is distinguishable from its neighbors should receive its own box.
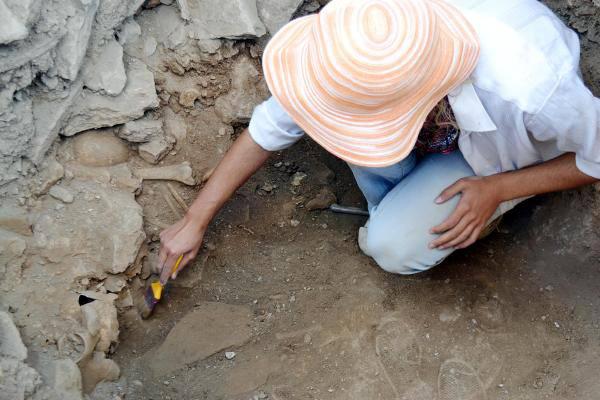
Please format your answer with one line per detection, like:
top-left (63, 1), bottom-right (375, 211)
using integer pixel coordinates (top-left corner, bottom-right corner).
top-left (171, 254), bottom-right (184, 275)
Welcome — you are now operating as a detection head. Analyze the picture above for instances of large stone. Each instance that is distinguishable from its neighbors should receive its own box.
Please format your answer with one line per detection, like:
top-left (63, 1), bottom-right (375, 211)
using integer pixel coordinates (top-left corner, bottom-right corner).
top-left (138, 137), bottom-right (173, 164)
top-left (83, 38), bottom-right (127, 96)
top-left (62, 61), bottom-right (159, 136)
top-left (0, 311), bottom-right (27, 361)
top-left (73, 130), bottom-right (130, 167)
top-left (48, 359), bottom-right (84, 400)
top-left (55, 0), bottom-right (100, 81)
top-left (148, 302), bottom-right (253, 377)
top-left (0, 0), bottom-right (29, 45)
top-left (256, 0), bottom-right (303, 35)
top-left (118, 118), bottom-right (162, 143)
top-left (33, 181), bottom-right (145, 276)
top-left (215, 56), bottom-right (269, 123)
top-left (177, 0), bottom-right (266, 39)
top-left (0, 358), bottom-right (42, 400)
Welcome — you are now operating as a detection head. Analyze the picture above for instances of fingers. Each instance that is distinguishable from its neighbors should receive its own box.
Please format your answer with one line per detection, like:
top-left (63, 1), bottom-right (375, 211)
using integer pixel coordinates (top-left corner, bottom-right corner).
top-left (160, 252), bottom-right (180, 284)
top-left (435, 179), bottom-right (467, 204)
top-left (430, 216), bottom-right (474, 249)
top-left (456, 226), bottom-right (482, 249)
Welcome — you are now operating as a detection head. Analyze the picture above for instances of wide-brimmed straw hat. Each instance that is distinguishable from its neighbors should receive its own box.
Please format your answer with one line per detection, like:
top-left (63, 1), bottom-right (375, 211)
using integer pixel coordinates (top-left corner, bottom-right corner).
top-left (262, 0), bottom-right (480, 167)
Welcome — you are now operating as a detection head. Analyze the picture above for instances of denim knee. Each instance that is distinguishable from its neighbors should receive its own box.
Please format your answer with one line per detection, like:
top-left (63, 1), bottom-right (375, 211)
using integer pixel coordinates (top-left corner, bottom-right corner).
top-left (361, 216), bottom-right (449, 275)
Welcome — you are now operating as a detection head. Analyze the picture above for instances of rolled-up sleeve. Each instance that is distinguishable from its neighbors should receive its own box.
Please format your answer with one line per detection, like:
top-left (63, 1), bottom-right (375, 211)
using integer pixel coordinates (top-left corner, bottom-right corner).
top-left (248, 96), bottom-right (304, 151)
top-left (526, 69), bottom-right (600, 179)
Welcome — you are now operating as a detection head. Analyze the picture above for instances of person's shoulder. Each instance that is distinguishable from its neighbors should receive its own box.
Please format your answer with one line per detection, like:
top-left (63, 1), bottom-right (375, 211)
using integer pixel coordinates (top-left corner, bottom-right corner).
top-left (457, 0), bottom-right (581, 114)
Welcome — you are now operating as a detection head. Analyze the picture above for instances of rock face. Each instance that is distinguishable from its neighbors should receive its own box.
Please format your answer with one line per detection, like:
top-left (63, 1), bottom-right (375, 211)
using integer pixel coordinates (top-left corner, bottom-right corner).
top-left (177, 0), bottom-right (266, 39)
top-left (0, 0), bottom-right (146, 185)
top-left (148, 302), bottom-right (253, 377)
top-left (215, 56), bottom-right (269, 123)
top-left (62, 61), bottom-right (159, 136)
top-left (256, 0), bottom-right (303, 35)
top-left (83, 38), bottom-right (127, 96)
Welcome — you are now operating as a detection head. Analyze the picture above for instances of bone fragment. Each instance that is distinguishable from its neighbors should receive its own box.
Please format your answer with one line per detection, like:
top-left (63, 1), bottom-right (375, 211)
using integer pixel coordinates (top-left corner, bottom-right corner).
top-left (167, 183), bottom-right (189, 211)
top-left (134, 162), bottom-right (195, 185)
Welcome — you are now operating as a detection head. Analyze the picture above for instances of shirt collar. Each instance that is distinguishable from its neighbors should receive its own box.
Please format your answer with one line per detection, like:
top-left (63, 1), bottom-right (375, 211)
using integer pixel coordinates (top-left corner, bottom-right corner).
top-left (448, 80), bottom-right (498, 132)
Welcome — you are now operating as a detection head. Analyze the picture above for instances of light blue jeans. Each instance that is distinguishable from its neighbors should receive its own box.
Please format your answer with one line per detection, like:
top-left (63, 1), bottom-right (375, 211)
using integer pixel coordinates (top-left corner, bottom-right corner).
top-left (349, 150), bottom-right (501, 275)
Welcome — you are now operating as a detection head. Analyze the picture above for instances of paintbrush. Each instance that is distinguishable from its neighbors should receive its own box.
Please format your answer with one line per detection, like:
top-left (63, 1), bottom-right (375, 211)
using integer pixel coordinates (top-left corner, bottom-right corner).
top-left (139, 254), bottom-right (184, 319)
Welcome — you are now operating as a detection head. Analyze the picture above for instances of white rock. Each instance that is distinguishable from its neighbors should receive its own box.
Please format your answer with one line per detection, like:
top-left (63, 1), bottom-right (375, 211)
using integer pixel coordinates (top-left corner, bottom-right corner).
top-left (291, 172), bottom-right (307, 186)
top-left (49, 186), bottom-right (75, 204)
top-left (62, 60), bottom-right (159, 136)
top-left (163, 108), bottom-right (187, 142)
top-left (178, 0), bottom-right (266, 39)
top-left (225, 351), bottom-right (236, 360)
top-left (0, 0), bottom-right (29, 44)
top-left (256, 0), bottom-right (303, 35)
top-left (144, 36), bottom-right (158, 56)
top-left (55, 0), bottom-right (100, 81)
top-left (117, 17), bottom-right (142, 46)
top-left (119, 118), bottom-right (163, 143)
top-left (83, 38), bottom-right (127, 96)
top-left (138, 137), bottom-right (173, 164)
top-left (0, 311), bottom-right (28, 361)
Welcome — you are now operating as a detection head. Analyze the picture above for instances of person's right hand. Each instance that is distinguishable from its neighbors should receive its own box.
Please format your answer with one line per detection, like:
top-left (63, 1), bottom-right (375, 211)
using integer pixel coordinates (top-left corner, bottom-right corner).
top-left (158, 215), bottom-right (205, 282)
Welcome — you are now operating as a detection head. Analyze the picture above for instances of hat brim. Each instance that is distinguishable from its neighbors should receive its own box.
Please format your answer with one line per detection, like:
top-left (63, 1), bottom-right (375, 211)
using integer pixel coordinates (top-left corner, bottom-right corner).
top-left (263, 4), bottom-right (479, 167)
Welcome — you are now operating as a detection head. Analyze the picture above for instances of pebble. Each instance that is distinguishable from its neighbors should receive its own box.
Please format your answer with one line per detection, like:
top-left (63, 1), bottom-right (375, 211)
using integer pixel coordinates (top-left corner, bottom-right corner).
top-left (291, 172), bottom-right (307, 187)
top-left (49, 186), bottom-right (74, 203)
top-left (225, 351), bottom-right (236, 360)
top-left (290, 219), bottom-right (300, 227)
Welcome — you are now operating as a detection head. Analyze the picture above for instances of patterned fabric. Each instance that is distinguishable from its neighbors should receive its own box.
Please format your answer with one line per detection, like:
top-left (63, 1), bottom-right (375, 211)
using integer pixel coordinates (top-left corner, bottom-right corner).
top-left (262, 0), bottom-right (480, 168)
top-left (415, 97), bottom-right (460, 155)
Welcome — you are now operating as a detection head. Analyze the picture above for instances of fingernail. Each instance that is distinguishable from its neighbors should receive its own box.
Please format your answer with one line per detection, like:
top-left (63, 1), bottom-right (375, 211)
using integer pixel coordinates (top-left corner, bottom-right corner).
top-left (428, 243), bottom-right (435, 249)
top-left (435, 197), bottom-right (442, 204)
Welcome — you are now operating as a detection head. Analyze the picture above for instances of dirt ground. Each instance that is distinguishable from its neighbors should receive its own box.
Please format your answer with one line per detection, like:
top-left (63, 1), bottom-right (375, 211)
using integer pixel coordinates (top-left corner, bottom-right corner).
top-left (105, 136), bottom-right (600, 400)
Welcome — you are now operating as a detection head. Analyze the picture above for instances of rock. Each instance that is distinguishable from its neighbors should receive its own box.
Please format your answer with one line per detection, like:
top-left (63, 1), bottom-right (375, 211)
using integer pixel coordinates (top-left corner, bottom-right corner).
top-left (0, 358), bottom-right (42, 399)
top-left (81, 298), bottom-right (119, 353)
top-left (179, 88), bottom-right (200, 108)
top-left (55, 0), bottom-right (100, 81)
top-left (116, 17), bottom-right (141, 46)
top-left (144, 36), bottom-right (158, 57)
top-left (178, 0), bottom-right (266, 39)
top-left (32, 157), bottom-right (65, 195)
top-left (0, 205), bottom-right (32, 236)
top-left (0, 311), bottom-right (27, 361)
top-left (163, 108), bottom-right (187, 142)
top-left (79, 352), bottom-right (120, 394)
top-left (49, 185), bottom-right (75, 204)
top-left (83, 38), bottom-right (127, 96)
top-left (118, 118), bottom-right (163, 143)
top-left (0, 230), bottom-right (26, 276)
top-left (306, 187), bottom-right (337, 211)
top-left (225, 351), bottom-right (236, 360)
top-left (138, 137), bottom-right (173, 164)
top-left (73, 130), bottom-right (130, 167)
top-left (49, 359), bottom-right (84, 400)
top-left (103, 276), bottom-right (127, 293)
top-left (34, 182), bottom-right (145, 275)
top-left (214, 56), bottom-right (269, 123)
top-left (148, 302), bottom-right (253, 377)
top-left (256, 0), bottom-right (303, 35)
top-left (0, 0), bottom-right (29, 44)
top-left (291, 172), bottom-right (307, 186)
top-left (62, 60), bottom-right (159, 136)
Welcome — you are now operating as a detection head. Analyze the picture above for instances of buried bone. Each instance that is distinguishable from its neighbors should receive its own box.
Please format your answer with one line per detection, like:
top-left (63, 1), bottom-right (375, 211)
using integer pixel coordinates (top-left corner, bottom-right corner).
top-left (134, 162), bottom-right (196, 185)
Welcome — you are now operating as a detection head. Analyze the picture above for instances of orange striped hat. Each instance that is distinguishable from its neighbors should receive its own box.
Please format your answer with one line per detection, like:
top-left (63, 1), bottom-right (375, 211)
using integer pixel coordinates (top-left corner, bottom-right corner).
top-left (263, 0), bottom-right (480, 167)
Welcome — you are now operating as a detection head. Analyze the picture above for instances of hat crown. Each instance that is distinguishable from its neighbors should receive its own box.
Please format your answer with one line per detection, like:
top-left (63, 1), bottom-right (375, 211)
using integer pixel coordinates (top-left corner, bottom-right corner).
top-left (310, 0), bottom-right (441, 111)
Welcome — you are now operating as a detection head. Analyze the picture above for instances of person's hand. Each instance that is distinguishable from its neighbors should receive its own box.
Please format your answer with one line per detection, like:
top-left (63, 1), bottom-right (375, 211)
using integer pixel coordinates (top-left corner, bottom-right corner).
top-left (430, 176), bottom-right (501, 250)
top-left (158, 215), bottom-right (205, 282)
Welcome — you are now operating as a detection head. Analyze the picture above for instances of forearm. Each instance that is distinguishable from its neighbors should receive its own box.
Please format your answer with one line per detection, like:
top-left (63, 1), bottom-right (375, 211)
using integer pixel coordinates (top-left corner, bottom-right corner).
top-left (489, 153), bottom-right (598, 202)
top-left (186, 129), bottom-right (271, 228)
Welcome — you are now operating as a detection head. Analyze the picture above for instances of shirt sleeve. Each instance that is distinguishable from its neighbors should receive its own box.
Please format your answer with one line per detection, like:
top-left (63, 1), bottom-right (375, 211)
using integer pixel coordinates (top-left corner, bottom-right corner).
top-left (525, 69), bottom-right (600, 179)
top-left (248, 96), bottom-right (304, 151)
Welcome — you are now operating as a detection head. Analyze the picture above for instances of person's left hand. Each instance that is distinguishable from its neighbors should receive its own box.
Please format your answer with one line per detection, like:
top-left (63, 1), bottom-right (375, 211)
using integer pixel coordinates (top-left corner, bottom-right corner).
top-left (429, 176), bottom-right (501, 250)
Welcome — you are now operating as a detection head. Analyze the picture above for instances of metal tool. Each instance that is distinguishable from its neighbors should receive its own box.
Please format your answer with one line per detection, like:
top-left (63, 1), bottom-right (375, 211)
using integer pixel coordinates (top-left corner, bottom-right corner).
top-left (328, 203), bottom-right (370, 217)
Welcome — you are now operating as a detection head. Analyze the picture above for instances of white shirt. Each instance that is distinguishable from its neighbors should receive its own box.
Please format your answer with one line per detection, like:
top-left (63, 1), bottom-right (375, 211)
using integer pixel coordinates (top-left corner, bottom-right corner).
top-left (248, 0), bottom-right (600, 211)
